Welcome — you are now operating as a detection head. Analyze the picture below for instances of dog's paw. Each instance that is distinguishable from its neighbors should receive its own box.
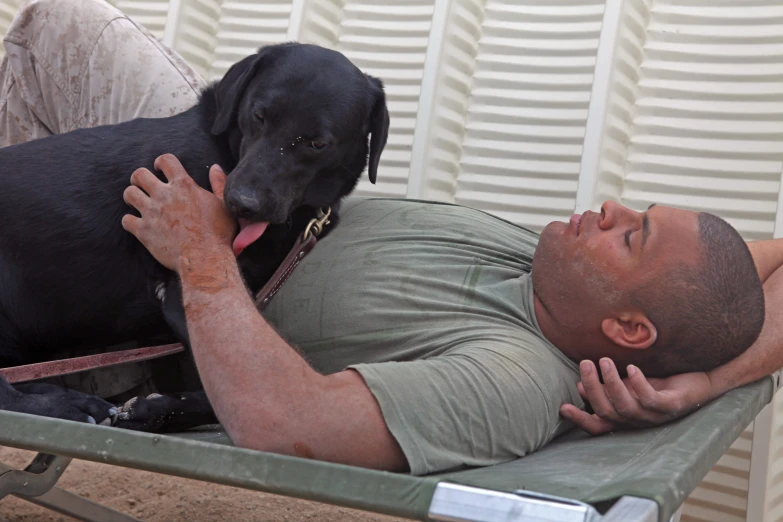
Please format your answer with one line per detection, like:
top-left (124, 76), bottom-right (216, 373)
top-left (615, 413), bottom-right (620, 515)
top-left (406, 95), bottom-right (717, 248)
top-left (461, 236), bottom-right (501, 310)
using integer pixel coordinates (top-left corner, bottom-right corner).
top-left (112, 393), bottom-right (171, 432)
top-left (111, 391), bottom-right (217, 433)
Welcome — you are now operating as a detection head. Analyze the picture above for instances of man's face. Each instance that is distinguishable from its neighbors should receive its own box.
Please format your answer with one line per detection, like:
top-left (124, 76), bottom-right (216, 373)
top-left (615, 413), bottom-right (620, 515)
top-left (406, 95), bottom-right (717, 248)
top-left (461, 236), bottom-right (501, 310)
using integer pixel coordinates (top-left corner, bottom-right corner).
top-left (531, 201), bottom-right (701, 329)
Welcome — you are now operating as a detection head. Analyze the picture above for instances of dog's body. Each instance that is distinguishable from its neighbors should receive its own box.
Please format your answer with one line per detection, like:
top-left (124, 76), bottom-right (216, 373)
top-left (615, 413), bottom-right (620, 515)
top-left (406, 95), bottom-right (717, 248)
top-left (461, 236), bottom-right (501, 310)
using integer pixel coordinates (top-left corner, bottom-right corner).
top-left (0, 42), bottom-right (389, 427)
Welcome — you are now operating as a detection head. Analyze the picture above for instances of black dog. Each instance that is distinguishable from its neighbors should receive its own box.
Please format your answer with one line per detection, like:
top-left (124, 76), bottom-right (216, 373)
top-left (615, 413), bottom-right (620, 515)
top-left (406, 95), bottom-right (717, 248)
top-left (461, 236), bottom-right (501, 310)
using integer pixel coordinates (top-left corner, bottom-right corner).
top-left (0, 42), bottom-right (389, 430)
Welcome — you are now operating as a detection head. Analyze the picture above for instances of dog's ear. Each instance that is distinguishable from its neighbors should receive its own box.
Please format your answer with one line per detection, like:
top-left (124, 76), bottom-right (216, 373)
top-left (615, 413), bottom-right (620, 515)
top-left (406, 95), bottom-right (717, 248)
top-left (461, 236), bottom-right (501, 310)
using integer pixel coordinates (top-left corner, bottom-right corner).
top-left (366, 75), bottom-right (389, 185)
top-left (210, 52), bottom-right (265, 136)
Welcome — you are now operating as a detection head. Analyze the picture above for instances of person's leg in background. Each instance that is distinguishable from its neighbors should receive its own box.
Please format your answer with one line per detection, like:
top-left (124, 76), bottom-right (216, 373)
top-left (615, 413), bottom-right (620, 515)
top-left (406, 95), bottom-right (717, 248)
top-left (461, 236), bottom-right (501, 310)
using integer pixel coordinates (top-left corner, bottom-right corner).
top-left (0, 0), bottom-right (207, 401)
top-left (1, 0), bottom-right (205, 144)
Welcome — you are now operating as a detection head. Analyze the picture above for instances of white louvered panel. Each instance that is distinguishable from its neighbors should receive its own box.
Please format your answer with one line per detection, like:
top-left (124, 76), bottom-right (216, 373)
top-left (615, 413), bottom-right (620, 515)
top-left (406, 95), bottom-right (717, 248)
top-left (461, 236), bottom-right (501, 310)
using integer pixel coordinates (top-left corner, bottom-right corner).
top-left (109, 0), bottom-right (171, 39)
top-left (590, 1), bottom-right (650, 207)
top-left (759, 393), bottom-right (783, 521)
top-left (681, 426), bottom-right (754, 522)
top-left (208, 0), bottom-right (293, 80)
top-left (171, 0), bottom-right (224, 81)
top-left (412, 0), bottom-right (486, 202)
top-left (453, 0), bottom-right (605, 232)
top-left (334, 0), bottom-right (436, 198)
top-left (297, 0), bottom-right (346, 49)
top-left (0, 0), bottom-right (25, 60)
top-left (619, 0), bottom-right (783, 241)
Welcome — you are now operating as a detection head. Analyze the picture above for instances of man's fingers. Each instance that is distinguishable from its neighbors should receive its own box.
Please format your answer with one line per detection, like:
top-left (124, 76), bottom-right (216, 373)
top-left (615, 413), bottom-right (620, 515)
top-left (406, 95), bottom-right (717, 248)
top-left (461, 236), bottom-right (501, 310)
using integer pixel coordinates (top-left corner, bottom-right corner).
top-left (123, 186), bottom-right (150, 213)
top-left (576, 381), bottom-right (587, 401)
top-left (559, 404), bottom-right (617, 435)
top-left (626, 365), bottom-right (666, 412)
top-left (154, 153), bottom-right (188, 182)
top-left (597, 358), bottom-right (645, 419)
top-left (209, 165), bottom-right (228, 201)
top-left (121, 214), bottom-right (142, 237)
top-left (129, 168), bottom-right (162, 196)
top-left (578, 360), bottom-right (624, 422)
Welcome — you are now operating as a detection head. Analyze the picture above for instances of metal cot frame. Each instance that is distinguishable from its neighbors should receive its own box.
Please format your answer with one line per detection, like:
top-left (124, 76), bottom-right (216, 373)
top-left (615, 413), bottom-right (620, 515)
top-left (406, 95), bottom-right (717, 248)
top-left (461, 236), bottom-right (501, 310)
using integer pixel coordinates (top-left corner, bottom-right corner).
top-left (0, 453), bottom-right (663, 522)
top-left (0, 406), bottom-right (720, 522)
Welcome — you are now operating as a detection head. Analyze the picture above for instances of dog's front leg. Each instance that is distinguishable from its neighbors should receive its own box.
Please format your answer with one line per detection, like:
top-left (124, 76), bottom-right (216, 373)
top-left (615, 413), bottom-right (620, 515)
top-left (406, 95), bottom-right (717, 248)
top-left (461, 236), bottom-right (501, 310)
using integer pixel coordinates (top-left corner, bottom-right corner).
top-left (156, 276), bottom-right (190, 347)
top-left (124, 276), bottom-right (218, 433)
top-left (0, 377), bottom-right (117, 424)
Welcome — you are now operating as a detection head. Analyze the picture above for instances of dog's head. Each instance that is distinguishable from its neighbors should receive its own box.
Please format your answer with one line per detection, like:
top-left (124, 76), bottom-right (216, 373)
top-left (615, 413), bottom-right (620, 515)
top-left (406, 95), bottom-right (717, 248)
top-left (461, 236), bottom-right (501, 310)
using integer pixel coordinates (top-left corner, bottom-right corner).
top-left (209, 42), bottom-right (389, 231)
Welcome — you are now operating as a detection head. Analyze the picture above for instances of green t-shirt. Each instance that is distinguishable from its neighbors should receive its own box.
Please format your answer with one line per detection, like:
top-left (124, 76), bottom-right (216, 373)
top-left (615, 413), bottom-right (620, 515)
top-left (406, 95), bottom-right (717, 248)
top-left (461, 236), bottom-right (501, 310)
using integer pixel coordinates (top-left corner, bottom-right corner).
top-left (263, 198), bottom-right (583, 475)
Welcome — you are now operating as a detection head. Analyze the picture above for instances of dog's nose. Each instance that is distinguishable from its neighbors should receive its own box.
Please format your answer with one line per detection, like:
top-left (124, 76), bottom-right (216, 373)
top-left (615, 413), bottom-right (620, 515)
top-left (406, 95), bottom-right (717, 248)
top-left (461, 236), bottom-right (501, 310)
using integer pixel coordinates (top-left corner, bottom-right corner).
top-left (226, 187), bottom-right (262, 218)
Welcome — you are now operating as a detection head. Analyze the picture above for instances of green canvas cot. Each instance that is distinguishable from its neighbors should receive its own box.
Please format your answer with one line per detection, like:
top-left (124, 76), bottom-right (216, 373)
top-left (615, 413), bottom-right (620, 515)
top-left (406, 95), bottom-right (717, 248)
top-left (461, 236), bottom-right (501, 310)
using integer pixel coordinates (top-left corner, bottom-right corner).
top-left (0, 374), bottom-right (774, 522)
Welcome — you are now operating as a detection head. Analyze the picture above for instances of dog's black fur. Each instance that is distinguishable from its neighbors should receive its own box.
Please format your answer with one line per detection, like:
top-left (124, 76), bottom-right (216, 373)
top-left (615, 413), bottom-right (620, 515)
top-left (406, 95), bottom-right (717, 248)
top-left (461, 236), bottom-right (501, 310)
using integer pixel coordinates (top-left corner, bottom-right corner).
top-left (0, 42), bottom-right (389, 428)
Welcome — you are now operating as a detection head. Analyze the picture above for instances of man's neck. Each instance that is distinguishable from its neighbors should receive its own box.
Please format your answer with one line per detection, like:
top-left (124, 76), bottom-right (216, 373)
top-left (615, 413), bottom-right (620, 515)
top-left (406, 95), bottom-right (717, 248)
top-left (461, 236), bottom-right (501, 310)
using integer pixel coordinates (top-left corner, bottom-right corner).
top-left (533, 291), bottom-right (600, 364)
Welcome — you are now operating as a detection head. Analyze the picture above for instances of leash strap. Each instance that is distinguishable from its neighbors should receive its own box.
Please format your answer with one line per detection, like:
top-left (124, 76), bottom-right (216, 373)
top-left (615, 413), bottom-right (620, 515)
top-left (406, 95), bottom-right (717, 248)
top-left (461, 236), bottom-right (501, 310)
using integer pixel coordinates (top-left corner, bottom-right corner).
top-left (0, 208), bottom-right (331, 384)
top-left (253, 232), bottom-right (318, 311)
top-left (0, 344), bottom-right (185, 384)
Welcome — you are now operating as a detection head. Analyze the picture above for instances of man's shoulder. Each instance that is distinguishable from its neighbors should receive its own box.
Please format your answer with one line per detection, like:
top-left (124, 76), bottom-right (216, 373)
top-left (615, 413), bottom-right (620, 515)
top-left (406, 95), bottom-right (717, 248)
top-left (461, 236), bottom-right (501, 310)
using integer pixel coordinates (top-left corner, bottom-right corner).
top-left (450, 328), bottom-right (579, 389)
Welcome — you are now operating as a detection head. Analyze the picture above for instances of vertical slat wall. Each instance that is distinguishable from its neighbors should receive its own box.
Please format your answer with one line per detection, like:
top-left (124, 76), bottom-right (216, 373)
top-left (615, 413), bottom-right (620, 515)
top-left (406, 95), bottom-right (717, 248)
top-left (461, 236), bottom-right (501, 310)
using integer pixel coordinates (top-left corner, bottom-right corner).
top-left (683, 428), bottom-right (754, 522)
top-left (619, 0), bottom-right (783, 241)
top-left (210, 0), bottom-right (293, 77)
top-left (295, 0), bottom-right (438, 197)
top-left (577, 0), bottom-right (650, 212)
top-left (3, 1), bottom-right (783, 520)
top-left (296, 0), bottom-right (345, 48)
top-left (450, 0), bottom-right (605, 231)
top-left (762, 394), bottom-right (783, 521)
top-left (109, 0), bottom-right (170, 38)
top-left (0, 0), bottom-right (24, 59)
top-left (331, 0), bottom-right (436, 197)
top-left (169, 0), bottom-right (224, 79)
top-left (0, 0), bottom-right (16, 37)
top-left (405, 0), bottom-right (485, 204)
top-left (409, 0), bottom-right (606, 232)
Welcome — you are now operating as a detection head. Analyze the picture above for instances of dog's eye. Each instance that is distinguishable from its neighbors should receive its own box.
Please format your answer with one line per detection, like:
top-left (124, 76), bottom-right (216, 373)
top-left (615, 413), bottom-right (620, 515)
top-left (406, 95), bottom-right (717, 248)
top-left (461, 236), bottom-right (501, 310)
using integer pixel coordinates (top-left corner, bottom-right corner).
top-left (254, 112), bottom-right (264, 124)
top-left (310, 140), bottom-right (327, 151)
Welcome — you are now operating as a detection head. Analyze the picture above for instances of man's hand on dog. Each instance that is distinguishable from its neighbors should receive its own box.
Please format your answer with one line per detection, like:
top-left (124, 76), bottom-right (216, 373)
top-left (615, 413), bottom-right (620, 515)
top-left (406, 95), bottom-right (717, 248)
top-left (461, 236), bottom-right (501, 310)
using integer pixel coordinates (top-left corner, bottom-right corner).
top-left (122, 153), bottom-right (237, 273)
top-left (559, 358), bottom-right (715, 434)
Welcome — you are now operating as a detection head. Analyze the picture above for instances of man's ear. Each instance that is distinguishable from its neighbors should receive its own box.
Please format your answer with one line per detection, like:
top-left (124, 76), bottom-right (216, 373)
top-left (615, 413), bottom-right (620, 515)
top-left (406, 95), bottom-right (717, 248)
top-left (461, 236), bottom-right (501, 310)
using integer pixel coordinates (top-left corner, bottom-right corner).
top-left (601, 312), bottom-right (657, 350)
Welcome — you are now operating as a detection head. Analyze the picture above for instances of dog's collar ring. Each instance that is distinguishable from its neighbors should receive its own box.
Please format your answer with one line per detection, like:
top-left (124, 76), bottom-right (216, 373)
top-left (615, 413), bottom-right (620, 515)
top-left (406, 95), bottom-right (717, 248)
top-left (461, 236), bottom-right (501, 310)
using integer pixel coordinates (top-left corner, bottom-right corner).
top-left (303, 207), bottom-right (332, 241)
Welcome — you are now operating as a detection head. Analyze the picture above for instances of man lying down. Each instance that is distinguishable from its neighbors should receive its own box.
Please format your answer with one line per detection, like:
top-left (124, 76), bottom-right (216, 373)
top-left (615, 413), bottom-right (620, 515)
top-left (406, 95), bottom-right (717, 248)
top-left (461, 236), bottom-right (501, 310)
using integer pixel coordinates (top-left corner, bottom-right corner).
top-left (4, 0), bottom-right (782, 476)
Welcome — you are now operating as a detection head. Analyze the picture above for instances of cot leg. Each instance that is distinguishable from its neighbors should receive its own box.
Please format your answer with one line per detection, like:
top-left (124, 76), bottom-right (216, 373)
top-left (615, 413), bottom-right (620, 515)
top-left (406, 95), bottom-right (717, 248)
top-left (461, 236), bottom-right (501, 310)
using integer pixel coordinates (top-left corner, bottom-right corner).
top-left (1, 452), bottom-right (139, 522)
top-left (18, 485), bottom-right (141, 522)
top-left (0, 453), bottom-right (72, 498)
top-left (602, 496), bottom-right (658, 522)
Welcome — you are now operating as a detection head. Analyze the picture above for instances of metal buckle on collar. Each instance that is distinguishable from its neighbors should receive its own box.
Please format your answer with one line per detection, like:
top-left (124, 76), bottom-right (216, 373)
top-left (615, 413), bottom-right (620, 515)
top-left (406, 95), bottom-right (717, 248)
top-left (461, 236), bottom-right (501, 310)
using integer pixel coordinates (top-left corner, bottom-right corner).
top-left (303, 207), bottom-right (332, 241)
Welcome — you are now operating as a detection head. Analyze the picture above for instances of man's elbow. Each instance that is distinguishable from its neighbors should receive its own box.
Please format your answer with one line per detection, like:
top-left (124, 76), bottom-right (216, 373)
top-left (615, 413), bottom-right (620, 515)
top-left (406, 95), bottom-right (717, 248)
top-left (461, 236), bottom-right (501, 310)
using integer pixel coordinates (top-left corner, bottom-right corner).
top-left (228, 428), bottom-right (262, 452)
top-left (222, 419), bottom-right (278, 454)
top-left (226, 423), bottom-right (301, 457)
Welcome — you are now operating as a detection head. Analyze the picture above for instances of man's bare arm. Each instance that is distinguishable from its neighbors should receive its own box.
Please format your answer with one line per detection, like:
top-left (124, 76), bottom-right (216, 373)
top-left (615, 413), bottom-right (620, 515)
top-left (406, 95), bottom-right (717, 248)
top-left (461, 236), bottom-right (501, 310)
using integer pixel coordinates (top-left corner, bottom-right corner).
top-left (122, 155), bottom-right (408, 470)
top-left (707, 239), bottom-right (783, 394)
top-left (748, 239), bottom-right (783, 284)
top-left (179, 245), bottom-right (407, 470)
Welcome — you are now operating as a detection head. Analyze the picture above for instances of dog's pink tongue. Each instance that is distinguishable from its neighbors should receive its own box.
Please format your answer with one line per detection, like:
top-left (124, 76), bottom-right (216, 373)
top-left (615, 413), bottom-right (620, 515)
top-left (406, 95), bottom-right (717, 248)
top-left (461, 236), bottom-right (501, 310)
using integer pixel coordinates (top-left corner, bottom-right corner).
top-left (233, 220), bottom-right (269, 256)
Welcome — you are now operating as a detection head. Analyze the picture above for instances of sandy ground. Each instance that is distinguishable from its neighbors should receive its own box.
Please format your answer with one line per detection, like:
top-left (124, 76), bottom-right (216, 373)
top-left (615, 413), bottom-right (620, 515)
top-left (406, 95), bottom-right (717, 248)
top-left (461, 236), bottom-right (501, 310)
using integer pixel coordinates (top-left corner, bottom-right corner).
top-left (0, 447), bottom-right (405, 522)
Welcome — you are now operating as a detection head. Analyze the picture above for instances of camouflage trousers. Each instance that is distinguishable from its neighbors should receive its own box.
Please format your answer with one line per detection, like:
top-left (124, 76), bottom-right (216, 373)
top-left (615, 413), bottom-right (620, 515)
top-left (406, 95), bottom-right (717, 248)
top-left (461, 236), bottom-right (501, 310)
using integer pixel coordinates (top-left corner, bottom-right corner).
top-left (0, 0), bottom-right (206, 400)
